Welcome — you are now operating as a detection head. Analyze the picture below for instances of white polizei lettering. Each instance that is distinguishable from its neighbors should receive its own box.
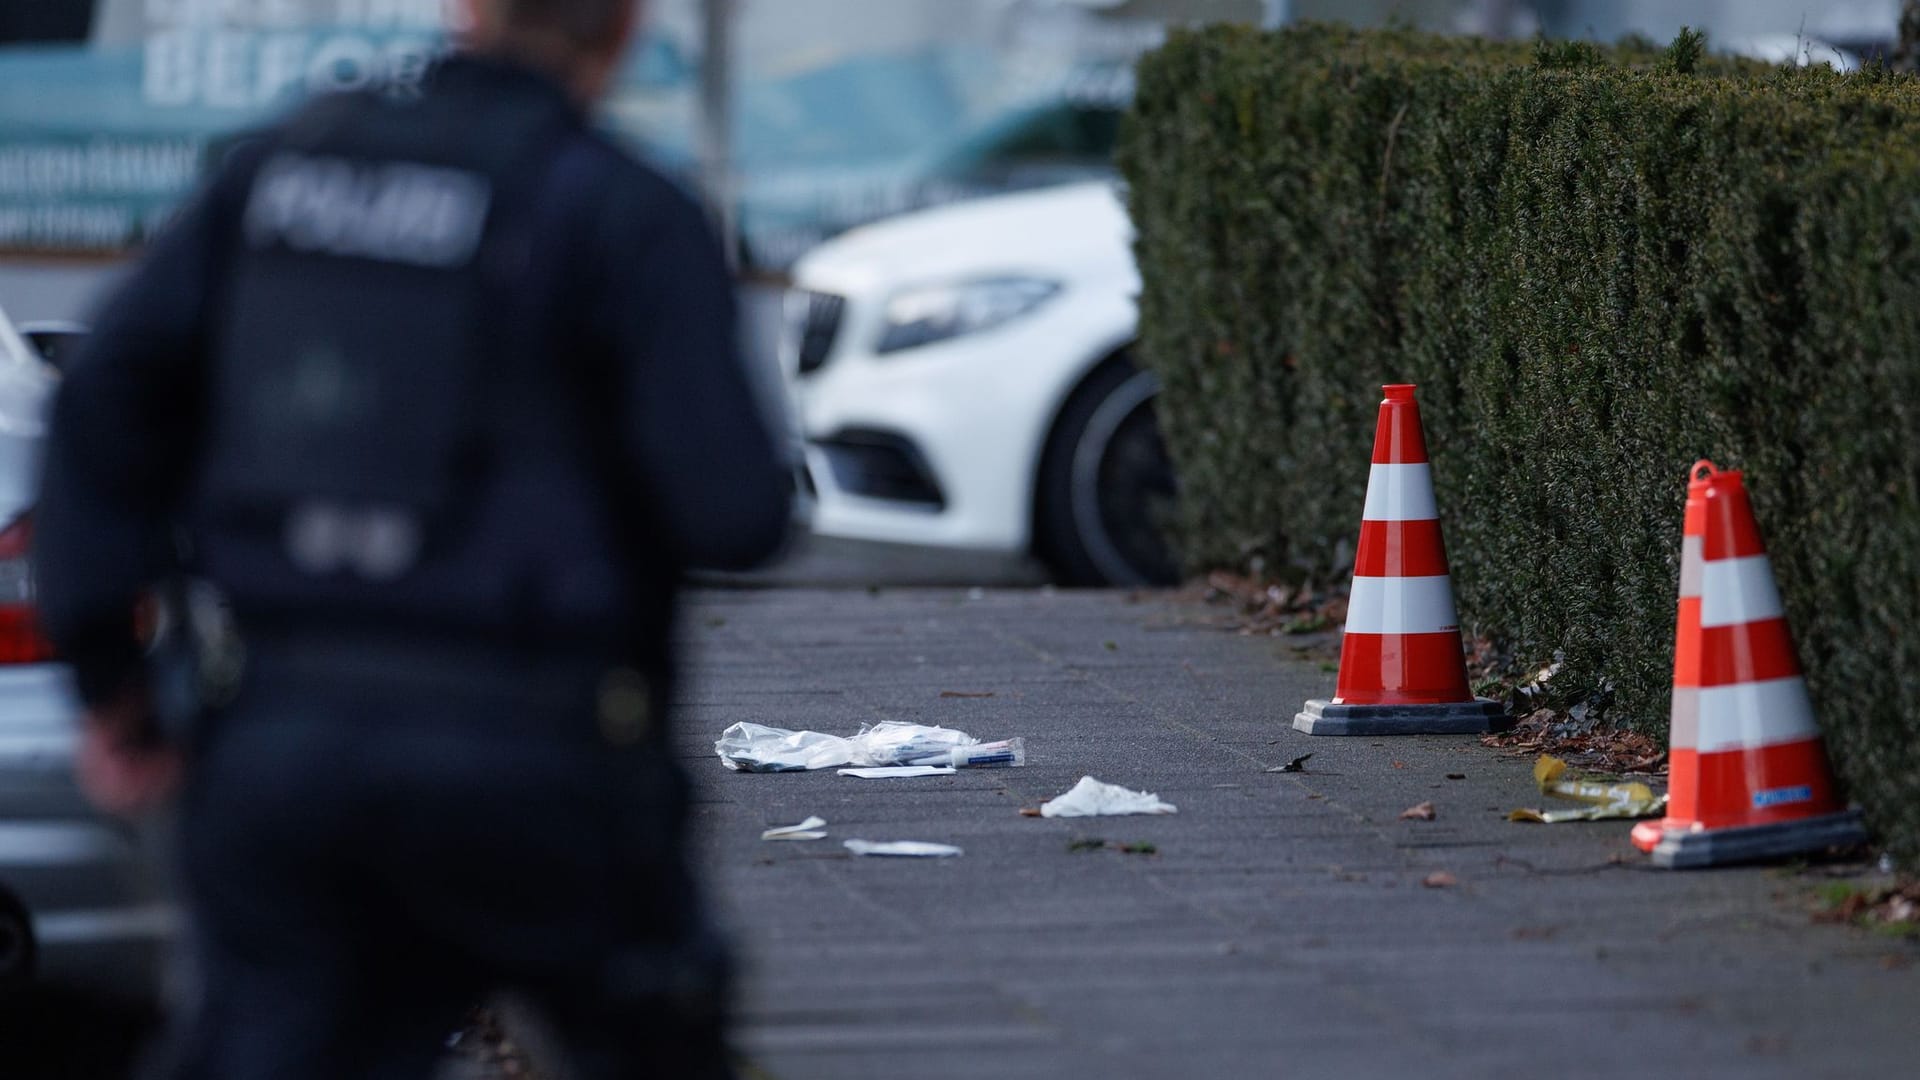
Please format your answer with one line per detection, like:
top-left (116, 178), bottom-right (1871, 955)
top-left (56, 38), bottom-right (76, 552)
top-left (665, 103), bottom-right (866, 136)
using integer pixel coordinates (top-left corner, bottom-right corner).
top-left (1345, 575), bottom-right (1459, 635)
top-left (244, 152), bottom-right (490, 267)
top-left (1678, 536), bottom-right (1704, 599)
top-left (405, 170), bottom-right (490, 263)
top-left (361, 170), bottom-right (416, 246)
top-left (242, 154), bottom-right (302, 244)
top-left (1669, 686), bottom-right (1698, 751)
top-left (1699, 555), bottom-right (1785, 628)
top-left (1361, 463), bottom-right (1438, 522)
top-left (290, 159), bottom-right (360, 250)
top-left (1693, 676), bottom-right (1819, 753)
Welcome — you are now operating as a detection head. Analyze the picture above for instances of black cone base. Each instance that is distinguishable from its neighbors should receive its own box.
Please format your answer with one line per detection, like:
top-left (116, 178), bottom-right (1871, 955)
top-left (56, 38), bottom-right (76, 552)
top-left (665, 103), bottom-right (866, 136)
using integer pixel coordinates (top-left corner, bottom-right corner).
top-left (1642, 809), bottom-right (1868, 869)
top-left (1293, 697), bottom-right (1508, 736)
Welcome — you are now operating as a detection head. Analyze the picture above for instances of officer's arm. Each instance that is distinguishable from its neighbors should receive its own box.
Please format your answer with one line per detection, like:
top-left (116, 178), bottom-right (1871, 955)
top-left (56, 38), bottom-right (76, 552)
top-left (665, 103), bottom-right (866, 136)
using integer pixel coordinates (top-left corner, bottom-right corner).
top-left (601, 182), bottom-right (792, 571)
top-left (33, 153), bottom-right (248, 706)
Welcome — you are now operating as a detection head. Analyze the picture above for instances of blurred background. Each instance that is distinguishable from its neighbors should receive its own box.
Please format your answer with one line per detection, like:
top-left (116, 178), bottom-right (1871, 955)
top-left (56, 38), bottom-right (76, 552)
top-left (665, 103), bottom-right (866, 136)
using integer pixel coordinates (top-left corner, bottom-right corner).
top-left (0, 0), bottom-right (1902, 588)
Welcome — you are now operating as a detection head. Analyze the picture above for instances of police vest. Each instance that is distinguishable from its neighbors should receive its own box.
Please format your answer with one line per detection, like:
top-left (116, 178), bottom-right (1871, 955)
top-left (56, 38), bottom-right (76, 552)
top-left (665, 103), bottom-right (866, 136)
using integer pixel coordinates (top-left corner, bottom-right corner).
top-left (195, 83), bottom-right (633, 646)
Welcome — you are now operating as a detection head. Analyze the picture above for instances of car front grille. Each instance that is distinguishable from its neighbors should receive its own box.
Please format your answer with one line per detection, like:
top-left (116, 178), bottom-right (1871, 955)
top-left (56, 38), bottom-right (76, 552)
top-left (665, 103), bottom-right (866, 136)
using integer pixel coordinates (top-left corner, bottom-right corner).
top-left (788, 289), bottom-right (846, 376)
top-left (814, 429), bottom-right (945, 509)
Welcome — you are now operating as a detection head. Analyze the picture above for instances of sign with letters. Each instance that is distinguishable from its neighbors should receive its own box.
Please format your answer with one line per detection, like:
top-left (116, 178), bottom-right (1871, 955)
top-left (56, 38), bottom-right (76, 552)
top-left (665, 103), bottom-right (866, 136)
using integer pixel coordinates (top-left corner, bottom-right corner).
top-left (0, 0), bottom-right (452, 252)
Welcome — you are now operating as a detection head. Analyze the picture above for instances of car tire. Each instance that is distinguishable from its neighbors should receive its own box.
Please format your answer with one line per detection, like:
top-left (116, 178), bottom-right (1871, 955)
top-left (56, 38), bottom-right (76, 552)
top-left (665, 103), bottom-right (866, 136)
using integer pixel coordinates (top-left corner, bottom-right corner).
top-left (1034, 356), bottom-right (1179, 587)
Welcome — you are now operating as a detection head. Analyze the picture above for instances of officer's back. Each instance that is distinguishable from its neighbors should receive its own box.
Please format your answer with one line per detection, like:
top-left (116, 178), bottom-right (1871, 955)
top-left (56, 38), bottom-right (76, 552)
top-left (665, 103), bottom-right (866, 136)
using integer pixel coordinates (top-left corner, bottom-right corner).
top-left (31, 1), bottom-right (788, 1077)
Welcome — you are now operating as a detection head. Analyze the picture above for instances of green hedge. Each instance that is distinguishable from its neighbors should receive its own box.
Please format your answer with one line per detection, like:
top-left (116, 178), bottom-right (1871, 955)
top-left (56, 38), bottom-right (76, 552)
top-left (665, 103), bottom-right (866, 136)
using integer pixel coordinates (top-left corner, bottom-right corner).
top-left (1120, 24), bottom-right (1920, 863)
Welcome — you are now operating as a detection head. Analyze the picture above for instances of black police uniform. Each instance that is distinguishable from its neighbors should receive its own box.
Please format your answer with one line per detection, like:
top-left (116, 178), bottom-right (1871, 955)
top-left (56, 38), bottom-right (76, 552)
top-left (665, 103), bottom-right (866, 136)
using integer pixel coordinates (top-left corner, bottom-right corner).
top-left (33, 54), bottom-right (791, 1079)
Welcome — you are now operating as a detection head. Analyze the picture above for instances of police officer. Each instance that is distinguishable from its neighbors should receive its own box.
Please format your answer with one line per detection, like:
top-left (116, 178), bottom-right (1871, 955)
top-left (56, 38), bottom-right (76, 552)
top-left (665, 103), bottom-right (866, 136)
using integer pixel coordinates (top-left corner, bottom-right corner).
top-left (33, 0), bottom-right (790, 1076)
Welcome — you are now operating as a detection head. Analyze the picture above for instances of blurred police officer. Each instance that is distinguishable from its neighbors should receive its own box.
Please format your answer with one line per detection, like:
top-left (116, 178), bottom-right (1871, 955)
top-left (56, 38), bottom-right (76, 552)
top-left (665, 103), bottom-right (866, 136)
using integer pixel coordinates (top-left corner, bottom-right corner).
top-left (32, 1), bottom-right (791, 1076)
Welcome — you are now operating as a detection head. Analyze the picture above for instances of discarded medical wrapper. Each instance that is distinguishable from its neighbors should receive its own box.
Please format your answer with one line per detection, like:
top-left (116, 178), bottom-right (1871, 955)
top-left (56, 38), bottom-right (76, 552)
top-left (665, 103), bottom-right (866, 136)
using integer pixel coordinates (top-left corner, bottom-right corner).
top-left (1509, 754), bottom-right (1667, 823)
top-left (714, 723), bottom-right (852, 772)
top-left (761, 816), bottom-right (828, 841)
top-left (1040, 776), bottom-right (1178, 818)
top-left (849, 721), bottom-right (979, 766)
top-left (909, 737), bottom-right (1026, 769)
top-left (837, 766), bottom-right (957, 779)
top-left (714, 720), bottom-right (978, 772)
top-left (843, 840), bottom-right (963, 858)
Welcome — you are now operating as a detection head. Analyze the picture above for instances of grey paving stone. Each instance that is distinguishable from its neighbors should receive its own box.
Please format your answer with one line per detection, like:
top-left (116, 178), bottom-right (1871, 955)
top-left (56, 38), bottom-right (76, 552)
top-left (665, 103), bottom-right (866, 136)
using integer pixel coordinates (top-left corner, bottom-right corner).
top-left (675, 588), bottom-right (1918, 1080)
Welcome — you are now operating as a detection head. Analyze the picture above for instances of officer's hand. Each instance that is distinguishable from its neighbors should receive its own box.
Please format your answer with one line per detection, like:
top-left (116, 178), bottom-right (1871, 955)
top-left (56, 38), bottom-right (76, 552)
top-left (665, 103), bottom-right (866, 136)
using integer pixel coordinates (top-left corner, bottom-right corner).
top-left (75, 692), bottom-right (182, 817)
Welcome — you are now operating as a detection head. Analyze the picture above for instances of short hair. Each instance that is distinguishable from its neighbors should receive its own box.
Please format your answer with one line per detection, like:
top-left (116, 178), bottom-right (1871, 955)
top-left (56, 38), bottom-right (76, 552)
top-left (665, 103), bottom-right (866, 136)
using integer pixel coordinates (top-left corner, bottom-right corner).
top-left (487, 0), bottom-right (634, 50)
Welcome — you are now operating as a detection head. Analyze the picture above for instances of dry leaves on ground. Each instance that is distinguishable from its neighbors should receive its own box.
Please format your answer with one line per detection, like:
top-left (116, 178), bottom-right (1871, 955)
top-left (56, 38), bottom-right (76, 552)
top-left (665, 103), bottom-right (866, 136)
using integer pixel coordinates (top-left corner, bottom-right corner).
top-left (1422, 871), bottom-right (1457, 888)
top-left (1190, 571), bottom-right (1348, 641)
top-left (1400, 801), bottom-right (1437, 821)
top-left (1814, 880), bottom-right (1920, 932)
top-left (1481, 708), bottom-right (1668, 776)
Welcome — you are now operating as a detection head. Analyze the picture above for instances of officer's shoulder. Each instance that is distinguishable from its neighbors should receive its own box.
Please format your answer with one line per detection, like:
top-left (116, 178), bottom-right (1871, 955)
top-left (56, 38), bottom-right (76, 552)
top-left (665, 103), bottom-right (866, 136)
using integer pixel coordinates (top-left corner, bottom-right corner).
top-left (204, 92), bottom-right (374, 178)
top-left (572, 131), bottom-right (710, 227)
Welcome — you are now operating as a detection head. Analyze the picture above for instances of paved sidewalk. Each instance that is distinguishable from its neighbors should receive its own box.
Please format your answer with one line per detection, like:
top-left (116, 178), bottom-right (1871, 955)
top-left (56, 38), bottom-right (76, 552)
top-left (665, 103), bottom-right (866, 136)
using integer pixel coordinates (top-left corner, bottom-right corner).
top-left (678, 588), bottom-right (1917, 1080)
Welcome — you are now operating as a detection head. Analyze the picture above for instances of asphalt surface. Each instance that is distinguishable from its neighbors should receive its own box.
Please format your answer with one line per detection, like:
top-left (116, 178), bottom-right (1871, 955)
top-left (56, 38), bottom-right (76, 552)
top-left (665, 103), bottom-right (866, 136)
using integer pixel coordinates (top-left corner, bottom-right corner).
top-left (679, 586), bottom-right (1918, 1080)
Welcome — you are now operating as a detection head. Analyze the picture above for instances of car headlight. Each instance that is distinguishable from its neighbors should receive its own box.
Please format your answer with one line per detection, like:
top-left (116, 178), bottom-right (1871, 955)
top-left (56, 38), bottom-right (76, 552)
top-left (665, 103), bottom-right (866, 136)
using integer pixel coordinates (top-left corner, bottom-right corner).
top-left (875, 276), bottom-right (1062, 354)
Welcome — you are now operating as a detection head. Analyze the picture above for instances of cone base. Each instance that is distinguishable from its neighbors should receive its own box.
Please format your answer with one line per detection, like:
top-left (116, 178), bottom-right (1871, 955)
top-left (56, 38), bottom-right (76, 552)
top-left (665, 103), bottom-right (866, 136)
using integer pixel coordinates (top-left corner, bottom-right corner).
top-left (1293, 697), bottom-right (1507, 736)
top-left (1636, 809), bottom-right (1868, 869)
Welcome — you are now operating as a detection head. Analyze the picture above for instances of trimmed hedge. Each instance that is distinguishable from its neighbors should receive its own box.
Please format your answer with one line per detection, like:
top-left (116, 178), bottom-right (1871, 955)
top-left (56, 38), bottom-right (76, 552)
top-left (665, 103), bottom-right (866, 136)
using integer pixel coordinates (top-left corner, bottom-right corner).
top-left (1120, 24), bottom-right (1920, 863)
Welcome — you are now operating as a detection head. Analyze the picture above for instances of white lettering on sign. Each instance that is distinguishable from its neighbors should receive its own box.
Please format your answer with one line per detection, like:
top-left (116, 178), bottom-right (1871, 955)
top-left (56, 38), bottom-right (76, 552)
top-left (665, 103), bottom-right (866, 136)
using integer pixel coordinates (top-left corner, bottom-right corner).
top-left (0, 140), bottom-right (202, 197)
top-left (141, 31), bottom-right (444, 107)
top-left (137, 0), bottom-right (455, 107)
top-left (244, 152), bottom-right (490, 267)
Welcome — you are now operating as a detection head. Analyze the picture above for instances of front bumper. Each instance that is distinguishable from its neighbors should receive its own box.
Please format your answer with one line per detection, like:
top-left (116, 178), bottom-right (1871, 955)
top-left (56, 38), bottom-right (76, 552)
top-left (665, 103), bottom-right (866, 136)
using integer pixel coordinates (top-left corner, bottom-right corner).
top-left (787, 278), bottom-right (1135, 553)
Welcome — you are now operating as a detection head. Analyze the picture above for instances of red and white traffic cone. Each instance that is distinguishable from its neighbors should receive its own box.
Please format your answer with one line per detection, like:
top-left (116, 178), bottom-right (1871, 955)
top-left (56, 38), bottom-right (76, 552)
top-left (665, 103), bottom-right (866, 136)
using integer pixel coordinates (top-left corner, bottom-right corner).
top-left (1630, 461), bottom-right (1865, 867)
top-left (1294, 384), bottom-right (1503, 735)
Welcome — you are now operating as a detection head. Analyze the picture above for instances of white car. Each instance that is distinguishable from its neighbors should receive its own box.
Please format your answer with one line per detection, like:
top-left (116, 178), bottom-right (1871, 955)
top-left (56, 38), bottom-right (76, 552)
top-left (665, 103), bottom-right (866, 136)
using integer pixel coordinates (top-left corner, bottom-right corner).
top-left (780, 180), bottom-right (1175, 585)
top-left (0, 306), bottom-right (170, 1010)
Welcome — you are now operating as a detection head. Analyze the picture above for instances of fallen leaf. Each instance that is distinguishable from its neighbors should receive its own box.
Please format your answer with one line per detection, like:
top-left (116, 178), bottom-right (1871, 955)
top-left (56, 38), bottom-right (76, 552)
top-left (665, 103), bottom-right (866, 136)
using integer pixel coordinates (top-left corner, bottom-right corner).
top-left (1118, 841), bottom-right (1157, 855)
top-left (1423, 870), bottom-right (1457, 888)
top-left (1103, 640), bottom-right (1119, 651)
top-left (1392, 761), bottom-right (1408, 770)
top-left (1445, 773), bottom-right (1466, 780)
top-left (1266, 753), bottom-right (1313, 774)
top-left (1400, 801), bottom-right (1437, 821)
top-left (1067, 837), bottom-right (1107, 853)
top-left (939, 690), bottom-right (995, 698)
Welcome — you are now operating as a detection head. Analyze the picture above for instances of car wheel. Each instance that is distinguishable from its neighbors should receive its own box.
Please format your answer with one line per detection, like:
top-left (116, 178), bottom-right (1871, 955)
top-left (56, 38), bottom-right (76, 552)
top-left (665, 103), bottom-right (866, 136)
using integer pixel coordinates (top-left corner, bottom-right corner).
top-left (1035, 357), bottom-right (1179, 586)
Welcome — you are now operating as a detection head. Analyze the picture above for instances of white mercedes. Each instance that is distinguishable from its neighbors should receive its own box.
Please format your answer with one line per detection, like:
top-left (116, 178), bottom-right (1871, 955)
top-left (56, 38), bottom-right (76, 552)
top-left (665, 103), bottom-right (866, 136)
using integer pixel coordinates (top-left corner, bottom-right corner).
top-left (779, 180), bottom-right (1175, 586)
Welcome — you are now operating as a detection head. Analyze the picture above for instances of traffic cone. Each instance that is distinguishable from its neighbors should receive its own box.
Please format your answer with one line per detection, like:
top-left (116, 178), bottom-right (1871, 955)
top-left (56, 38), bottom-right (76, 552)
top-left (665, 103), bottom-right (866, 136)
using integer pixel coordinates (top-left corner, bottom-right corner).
top-left (1630, 461), bottom-right (1866, 868)
top-left (1294, 384), bottom-right (1503, 735)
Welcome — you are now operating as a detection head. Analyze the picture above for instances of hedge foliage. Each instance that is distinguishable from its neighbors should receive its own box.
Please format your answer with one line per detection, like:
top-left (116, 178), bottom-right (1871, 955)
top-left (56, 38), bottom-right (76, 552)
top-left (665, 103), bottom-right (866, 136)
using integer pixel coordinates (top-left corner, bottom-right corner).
top-left (1120, 24), bottom-right (1920, 862)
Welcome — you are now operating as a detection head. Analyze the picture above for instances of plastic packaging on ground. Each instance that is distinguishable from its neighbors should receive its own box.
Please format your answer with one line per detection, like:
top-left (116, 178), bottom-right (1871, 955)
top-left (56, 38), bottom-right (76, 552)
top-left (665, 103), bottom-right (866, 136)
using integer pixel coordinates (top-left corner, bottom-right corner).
top-left (714, 723), bottom-right (852, 772)
top-left (1040, 776), bottom-right (1179, 818)
top-left (910, 737), bottom-right (1026, 769)
top-left (715, 720), bottom-right (979, 772)
top-left (848, 721), bottom-right (978, 767)
top-left (837, 766), bottom-right (957, 779)
top-left (1509, 754), bottom-right (1667, 823)
top-left (843, 840), bottom-right (963, 857)
top-left (761, 816), bottom-right (828, 840)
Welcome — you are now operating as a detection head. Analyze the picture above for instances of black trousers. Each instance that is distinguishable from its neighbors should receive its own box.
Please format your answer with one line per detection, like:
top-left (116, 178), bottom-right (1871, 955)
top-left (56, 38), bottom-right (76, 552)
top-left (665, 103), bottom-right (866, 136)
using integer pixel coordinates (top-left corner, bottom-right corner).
top-left (153, 646), bottom-right (732, 1080)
